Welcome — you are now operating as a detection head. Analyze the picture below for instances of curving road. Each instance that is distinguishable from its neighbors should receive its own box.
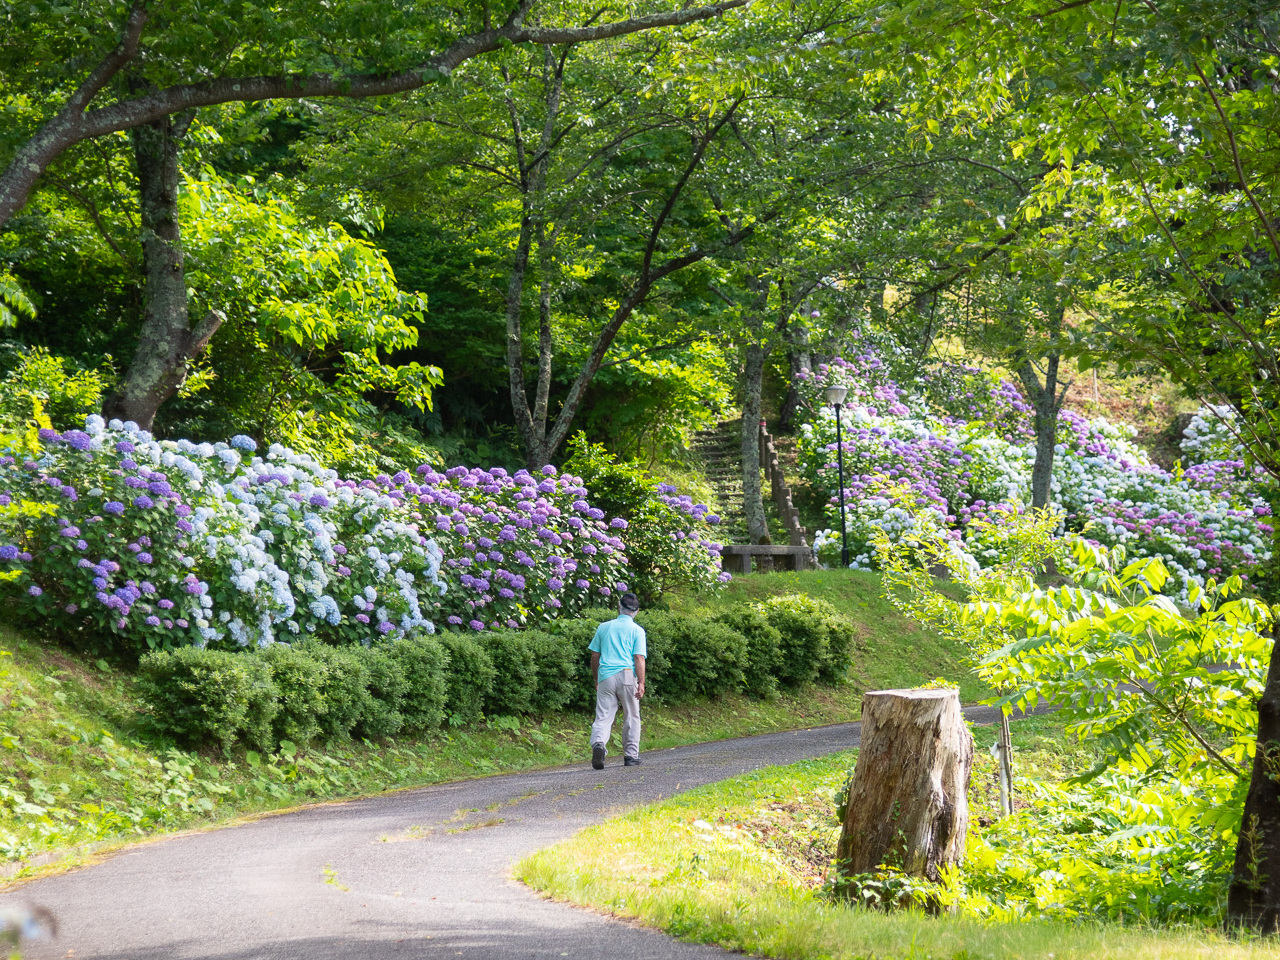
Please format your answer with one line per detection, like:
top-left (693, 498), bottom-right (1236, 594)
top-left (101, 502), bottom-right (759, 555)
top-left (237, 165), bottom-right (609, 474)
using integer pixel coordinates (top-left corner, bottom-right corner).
top-left (2, 706), bottom-right (1010, 960)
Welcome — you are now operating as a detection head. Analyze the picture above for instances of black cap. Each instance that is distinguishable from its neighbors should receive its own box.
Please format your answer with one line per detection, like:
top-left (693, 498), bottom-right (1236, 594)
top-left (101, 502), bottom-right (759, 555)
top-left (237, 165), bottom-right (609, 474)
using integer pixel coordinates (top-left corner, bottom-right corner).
top-left (619, 592), bottom-right (640, 612)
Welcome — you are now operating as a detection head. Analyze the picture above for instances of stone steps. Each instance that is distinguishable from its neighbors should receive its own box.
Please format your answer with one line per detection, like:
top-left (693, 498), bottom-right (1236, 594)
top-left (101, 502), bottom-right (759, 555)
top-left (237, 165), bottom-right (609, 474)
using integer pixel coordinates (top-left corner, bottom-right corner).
top-left (691, 420), bottom-right (751, 545)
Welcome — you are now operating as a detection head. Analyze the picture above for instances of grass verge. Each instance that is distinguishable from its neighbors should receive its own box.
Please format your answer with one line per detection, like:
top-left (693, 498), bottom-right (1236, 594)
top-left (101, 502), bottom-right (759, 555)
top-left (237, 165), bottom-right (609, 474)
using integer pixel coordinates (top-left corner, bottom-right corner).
top-left (516, 714), bottom-right (1280, 960)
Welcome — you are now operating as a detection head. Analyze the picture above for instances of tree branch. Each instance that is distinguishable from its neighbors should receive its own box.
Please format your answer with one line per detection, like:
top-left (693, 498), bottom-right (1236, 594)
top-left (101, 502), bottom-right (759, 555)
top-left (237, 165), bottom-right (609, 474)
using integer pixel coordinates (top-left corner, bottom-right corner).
top-left (0, 0), bottom-right (749, 229)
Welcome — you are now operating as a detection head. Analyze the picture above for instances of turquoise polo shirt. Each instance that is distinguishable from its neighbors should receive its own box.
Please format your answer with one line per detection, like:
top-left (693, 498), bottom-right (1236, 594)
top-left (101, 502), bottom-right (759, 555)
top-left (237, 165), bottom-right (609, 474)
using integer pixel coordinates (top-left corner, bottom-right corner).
top-left (589, 614), bottom-right (647, 681)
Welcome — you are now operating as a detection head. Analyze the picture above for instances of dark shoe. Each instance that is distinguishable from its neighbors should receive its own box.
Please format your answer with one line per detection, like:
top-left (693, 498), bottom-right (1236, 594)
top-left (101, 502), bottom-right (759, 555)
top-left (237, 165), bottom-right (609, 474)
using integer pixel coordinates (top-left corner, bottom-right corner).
top-left (592, 743), bottom-right (606, 770)
top-left (624, 756), bottom-right (642, 766)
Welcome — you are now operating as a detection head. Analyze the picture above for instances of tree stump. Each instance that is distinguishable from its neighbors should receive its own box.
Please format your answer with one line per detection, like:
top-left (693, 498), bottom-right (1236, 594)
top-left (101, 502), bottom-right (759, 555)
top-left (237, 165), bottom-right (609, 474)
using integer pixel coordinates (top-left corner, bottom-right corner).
top-left (836, 688), bottom-right (973, 887)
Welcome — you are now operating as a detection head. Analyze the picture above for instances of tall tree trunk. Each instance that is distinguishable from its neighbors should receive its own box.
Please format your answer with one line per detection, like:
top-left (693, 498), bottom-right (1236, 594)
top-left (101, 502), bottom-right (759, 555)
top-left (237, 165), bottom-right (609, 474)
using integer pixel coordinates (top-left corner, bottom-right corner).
top-left (1020, 356), bottom-right (1060, 511)
top-left (102, 112), bottom-right (221, 430)
top-left (504, 49), bottom-right (561, 471)
top-left (1227, 623), bottom-right (1280, 933)
top-left (1011, 301), bottom-right (1068, 511)
top-left (778, 310), bottom-right (811, 432)
top-left (520, 99), bottom-right (752, 468)
top-left (740, 278), bottom-right (772, 545)
top-left (741, 339), bottom-right (770, 545)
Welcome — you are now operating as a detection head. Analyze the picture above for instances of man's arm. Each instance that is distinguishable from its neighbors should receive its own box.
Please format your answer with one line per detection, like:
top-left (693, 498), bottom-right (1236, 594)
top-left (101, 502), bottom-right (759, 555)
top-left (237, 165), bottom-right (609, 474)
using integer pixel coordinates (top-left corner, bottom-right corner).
top-left (591, 651), bottom-right (600, 684)
top-left (633, 654), bottom-right (646, 699)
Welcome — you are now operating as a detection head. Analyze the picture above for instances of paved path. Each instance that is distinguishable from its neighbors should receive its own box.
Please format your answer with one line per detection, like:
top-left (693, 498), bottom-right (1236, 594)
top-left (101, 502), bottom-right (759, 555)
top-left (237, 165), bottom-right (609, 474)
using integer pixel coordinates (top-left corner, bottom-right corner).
top-left (3, 706), bottom-right (1010, 960)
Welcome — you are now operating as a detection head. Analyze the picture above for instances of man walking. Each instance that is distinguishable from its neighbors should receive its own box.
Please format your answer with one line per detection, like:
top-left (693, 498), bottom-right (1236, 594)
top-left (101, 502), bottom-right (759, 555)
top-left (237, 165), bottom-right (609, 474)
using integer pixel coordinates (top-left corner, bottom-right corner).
top-left (588, 592), bottom-right (647, 769)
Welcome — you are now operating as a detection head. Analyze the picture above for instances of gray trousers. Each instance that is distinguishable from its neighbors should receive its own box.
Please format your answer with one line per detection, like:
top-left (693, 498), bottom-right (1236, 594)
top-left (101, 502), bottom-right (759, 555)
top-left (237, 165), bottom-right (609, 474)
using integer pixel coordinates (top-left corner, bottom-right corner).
top-left (590, 668), bottom-right (640, 759)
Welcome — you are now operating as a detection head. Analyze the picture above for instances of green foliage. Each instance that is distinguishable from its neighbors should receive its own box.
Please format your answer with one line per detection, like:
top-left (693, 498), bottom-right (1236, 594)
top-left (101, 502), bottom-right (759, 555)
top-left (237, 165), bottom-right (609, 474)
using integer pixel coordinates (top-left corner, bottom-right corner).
top-left (384, 636), bottom-right (449, 732)
top-left (165, 171), bottom-right (443, 465)
top-left (754, 594), bottom-right (854, 687)
top-left (709, 607), bottom-right (780, 698)
top-left (524, 629), bottom-right (585, 714)
top-left (544, 614), bottom-right (608, 711)
top-left (482, 629), bottom-right (539, 716)
top-left (439, 633), bottom-right (496, 726)
top-left (303, 644), bottom-right (376, 740)
top-left (257, 644), bottom-right (329, 746)
top-left (635, 611), bottom-right (747, 702)
top-left (359, 645), bottom-right (409, 739)
top-left (0, 345), bottom-right (109, 434)
top-left (138, 647), bottom-right (278, 751)
top-left (0, 270), bottom-right (35, 328)
top-left (565, 435), bottom-right (725, 602)
top-left (876, 507), bottom-right (1275, 923)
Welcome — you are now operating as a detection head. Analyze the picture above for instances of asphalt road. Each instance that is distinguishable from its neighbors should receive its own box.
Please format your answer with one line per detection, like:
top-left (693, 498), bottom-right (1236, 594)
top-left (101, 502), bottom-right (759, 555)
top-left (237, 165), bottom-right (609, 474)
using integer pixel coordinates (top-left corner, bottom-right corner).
top-left (2, 705), bottom-right (1012, 960)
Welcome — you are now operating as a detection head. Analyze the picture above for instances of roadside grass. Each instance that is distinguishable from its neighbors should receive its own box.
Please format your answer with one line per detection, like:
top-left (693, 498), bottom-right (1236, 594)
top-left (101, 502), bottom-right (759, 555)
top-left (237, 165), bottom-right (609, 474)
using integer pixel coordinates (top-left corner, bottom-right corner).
top-left (1, 570), bottom-right (982, 880)
top-left (517, 714), bottom-right (1280, 960)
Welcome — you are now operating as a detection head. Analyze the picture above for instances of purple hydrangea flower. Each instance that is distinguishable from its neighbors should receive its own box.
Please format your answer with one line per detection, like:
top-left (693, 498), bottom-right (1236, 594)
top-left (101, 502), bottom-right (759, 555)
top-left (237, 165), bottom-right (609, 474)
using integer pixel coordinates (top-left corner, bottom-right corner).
top-left (137, 552), bottom-right (153, 564)
top-left (309, 493), bottom-right (331, 508)
top-left (158, 599), bottom-right (174, 610)
top-left (104, 501), bottom-right (125, 516)
top-left (28, 584), bottom-right (42, 597)
top-left (145, 616), bottom-right (161, 627)
top-left (0, 545), bottom-right (18, 561)
top-left (132, 495), bottom-right (154, 509)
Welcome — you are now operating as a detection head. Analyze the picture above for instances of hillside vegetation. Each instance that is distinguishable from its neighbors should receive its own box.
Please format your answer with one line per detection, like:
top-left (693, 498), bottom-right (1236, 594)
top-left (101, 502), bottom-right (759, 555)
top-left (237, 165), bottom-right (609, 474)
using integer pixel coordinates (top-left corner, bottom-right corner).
top-left (0, 571), bottom-right (976, 881)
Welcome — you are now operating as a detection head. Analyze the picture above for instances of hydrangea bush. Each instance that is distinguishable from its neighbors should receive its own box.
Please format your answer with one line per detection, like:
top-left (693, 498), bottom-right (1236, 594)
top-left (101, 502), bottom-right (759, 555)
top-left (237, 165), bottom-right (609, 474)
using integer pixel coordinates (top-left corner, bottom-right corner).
top-left (797, 345), bottom-right (1273, 601)
top-left (0, 418), bottom-right (721, 655)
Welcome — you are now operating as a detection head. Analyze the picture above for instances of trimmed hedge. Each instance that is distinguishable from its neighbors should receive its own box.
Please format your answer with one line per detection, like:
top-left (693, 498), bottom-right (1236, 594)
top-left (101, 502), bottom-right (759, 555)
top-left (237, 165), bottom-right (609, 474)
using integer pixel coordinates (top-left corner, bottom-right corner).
top-left (138, 597), bottom-right (860, 750)
top-left (439, 633), bottom-right (496, 725)
top-left (386, 637), bottom-right (449, 732)
top-left (710, 608), bottom-right (781, 698)
top-left (755, 594), bottom-right (855, 686)
top-left (636, 611), bottom-right (746, 702)
top-left (138, 647), bottom-right (278, 751)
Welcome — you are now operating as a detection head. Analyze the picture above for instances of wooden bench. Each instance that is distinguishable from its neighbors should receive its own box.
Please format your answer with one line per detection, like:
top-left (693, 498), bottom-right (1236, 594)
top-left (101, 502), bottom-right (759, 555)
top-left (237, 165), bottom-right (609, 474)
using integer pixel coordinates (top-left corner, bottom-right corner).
top-left (720, 543), bottom-right (814, 574)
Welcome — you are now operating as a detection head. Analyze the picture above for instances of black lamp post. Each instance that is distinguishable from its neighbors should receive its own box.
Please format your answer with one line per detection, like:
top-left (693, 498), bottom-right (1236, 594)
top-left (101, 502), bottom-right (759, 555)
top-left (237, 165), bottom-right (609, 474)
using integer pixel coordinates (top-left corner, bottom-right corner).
top-left (825, 384), bottom-right (850, 568)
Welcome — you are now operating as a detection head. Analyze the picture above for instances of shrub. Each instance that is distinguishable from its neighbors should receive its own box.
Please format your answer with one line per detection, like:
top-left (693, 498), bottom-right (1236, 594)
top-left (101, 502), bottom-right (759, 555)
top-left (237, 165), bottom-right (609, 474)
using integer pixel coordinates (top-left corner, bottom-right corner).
top-left (137, 646), bottom-right (277, 751)
top-left (796, 344), bottom-right (1273, 603)
top-left (359, 645), bottom-right (409, 739)
top-left (385, 636), bottom-right (449, 732)
top-left (543, 615), bottom-right (608, 710)
top-left (0, 418), bottom-right (701, 657)
top-left (439, 633), bottom-right (496, 724)
top-left (305, 644), bottom-right (376, 740)
top-left (524, 629), bottom-right (585, 713)
top-left (755, 594), bottom-right (854, 687)
top-left (636, 611), bottom-right (746, 702)
top-left (482, 629), bottom-right (539, 716)
top-left (710, 608), bottom-right (781, 697)
top-left (564, 435), bottom-right (727, 602)
top-left (258, 644), bottom-right (328, 746)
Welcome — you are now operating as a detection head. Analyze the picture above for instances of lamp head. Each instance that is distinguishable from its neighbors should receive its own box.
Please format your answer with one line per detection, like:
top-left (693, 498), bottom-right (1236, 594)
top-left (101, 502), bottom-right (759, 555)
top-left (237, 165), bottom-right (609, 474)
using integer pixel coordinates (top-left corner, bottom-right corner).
top-left (824, 385), bottom-right (848, 406)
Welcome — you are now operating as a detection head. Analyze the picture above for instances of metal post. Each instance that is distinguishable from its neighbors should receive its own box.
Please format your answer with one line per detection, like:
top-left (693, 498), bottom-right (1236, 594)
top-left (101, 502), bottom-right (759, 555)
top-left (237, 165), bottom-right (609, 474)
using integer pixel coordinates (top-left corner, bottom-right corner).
top-left (834, 405), bottom-right (849, 568)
